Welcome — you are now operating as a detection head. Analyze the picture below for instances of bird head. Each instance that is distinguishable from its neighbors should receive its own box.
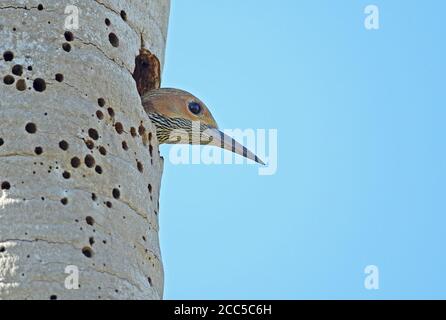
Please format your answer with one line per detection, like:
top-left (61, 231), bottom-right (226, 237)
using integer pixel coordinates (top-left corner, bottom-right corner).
top-left (142, 88), bottom-right (264, 165)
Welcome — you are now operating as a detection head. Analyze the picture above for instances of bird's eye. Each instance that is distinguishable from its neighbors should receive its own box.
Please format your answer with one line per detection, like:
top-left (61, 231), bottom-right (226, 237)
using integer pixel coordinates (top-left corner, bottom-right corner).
top-left (188, 102), bottom-right (202, 115)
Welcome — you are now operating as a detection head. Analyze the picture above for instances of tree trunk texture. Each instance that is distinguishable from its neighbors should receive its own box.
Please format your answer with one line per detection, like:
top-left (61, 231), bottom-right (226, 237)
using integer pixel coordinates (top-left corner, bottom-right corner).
top-left (0, 0), bottom-right (169, 300)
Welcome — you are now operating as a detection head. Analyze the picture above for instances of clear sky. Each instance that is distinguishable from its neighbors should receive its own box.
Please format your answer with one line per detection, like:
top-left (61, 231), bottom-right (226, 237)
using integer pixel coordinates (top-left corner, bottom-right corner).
top-left (159, 0), bottom-right (446, 299)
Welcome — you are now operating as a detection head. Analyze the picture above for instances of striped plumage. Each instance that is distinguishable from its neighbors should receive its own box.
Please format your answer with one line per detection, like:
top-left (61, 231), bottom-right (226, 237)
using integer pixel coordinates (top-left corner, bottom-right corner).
top-left (147, 112), bottom-right (211, 144)
top-left (142, 88), bottom-right (264, 165)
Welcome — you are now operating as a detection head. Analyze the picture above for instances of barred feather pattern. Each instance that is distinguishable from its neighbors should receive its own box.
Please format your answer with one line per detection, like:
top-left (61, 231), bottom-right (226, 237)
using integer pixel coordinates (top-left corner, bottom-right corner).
top-left (148, 113), bottom-right (212, 145)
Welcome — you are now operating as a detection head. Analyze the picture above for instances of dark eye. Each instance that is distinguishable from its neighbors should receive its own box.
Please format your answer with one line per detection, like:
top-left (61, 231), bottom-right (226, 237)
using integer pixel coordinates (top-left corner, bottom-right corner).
top-left (188, 102), bottom-right (202, 115)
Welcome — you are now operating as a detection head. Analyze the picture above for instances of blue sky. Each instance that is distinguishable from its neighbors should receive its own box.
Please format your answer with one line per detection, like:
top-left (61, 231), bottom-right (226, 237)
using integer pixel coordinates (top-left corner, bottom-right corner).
top-left (159, 0), bottom-right (446, 299)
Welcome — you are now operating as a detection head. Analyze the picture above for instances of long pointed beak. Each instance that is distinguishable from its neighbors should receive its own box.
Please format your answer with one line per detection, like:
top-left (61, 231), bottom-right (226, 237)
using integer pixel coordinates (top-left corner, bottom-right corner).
top-left (203, 128), bottom-right (265, 165)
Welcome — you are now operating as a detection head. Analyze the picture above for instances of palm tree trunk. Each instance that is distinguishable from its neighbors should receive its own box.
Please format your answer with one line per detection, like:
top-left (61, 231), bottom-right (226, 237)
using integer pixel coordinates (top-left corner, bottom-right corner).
top-left (0, 0), bottom-right (169, 300)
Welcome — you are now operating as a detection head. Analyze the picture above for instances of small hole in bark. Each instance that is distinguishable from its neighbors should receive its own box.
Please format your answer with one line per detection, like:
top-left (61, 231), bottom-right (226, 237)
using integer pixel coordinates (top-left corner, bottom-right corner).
top-left (88, 128), bottom-right (99, 140)
top-left (16, 79), bottom-right (26, 91)
top-left (55, 73), bottom-right (64, 82)
top-left (62, 171), bottom-right (71, 179)
top-left (92, 193), bottom-right (97, 201)
top-left (97, 98), bottom-right (105, 107)
top-left (33, 78), bottom-right (46, 92)
top-left (37, 4), bottom-right (44, 10)
top-left (59, 140), bottom-right (69, 150)
top-left (27, 66), bottom-right (32, 71)
top-left (95, 165), bottom-right (102, 174)
top-left (96, 110), bottom-right (104, 120)
top-left (85, 140), bottom-right (94, 149)
top-left (12, 65), bottom-right (23, 76)
top-left (84, 155), bottom-right (95, 168)
top-left (122, 141), bottom-right (128, 150)
top-left (86, 216), bottom-right (94, 226)
top-left (49, 295), bottom-right (57, 300)
top-left (99, 146), bottom-right (107, 155)
top-left (105, 201), bottom-right (112, 208)
top-left (148, 184), bottom-right (152, 194)
top-left (105, 18), bottom-right (111, 26)
top-left (62, 43), bottom-right (71, 52)
top-left (71, 157), bottom-right (81, 168)
top-left (61, 198), bottom-right (68, 205)
top-left (115, 122), bottom-right (124, 134)
top-left (25, 123), bottom-right (37, 134)
top-left (89, 237), bottom-right (95, 245)
top-left (0, 138), bottom-right (4, 146)
top-left (3, 75), bottom-right (14, 85)
top-left (138, 125), bottom-right (146, 136)
top-left (82, 247), bottom-right (93, 258)
top-left (120, 10), bottom-right (127, 21)
top-left (107, 107), bottom-right (115, 117)
top-left (64, 31), bottom-right (74, 41)
top-left (130, 127), bottom-right (137, 137)
top-left (34, 146), bottom-right (43, 155)
top-left (1, 182), bottom-right (11, 190)
top-left (108, 33), bottom-right (119, 47)
top-left (148, 277), bottom-right (152, 286)
top-left (112, 188), bottom-right (120, 199)
top-left (3, 51), bottom-right (14, 61)
top-left (149, 145), bottom-right (153, 157)
top-left (137, 161), bottom-right (143, 173)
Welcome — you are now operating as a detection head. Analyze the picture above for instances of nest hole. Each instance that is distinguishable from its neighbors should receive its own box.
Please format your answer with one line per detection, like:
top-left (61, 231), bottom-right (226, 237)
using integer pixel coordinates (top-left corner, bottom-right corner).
top-left (34, 146), bottom-right (43, 155)
top-left (137, 161), bottom-right (143, 173)
top-left (71, 157), bottom-right (81, 168)
top-left (97, 98), bottom-right (105, 107)
top-left (108, 33), bottom-right (119, 47)
top-left (59, 140), bottom-right (69, 150)
top-left (112, 188), bottom-right (120, 199)
top-left (33, 78), bottom-right (46, 92)
top-left (64, 31), bottom-right (74, 42)
top-left (62, 43), bottom-right (71, 52)
top-left (3, 75), bottom-right (14, 85)
top-left (96, 110), bottom-right (104, 120)
top-left (82, 247), bottom-right (93, 258)
top-left (3, 51), bottom-right (14, 61)
top-left (12, 64), bottom-right (23, 76)
top-left (115, 122), bottom-right (124, 134)
top-left (55, 73), bottom-right (64, 82)
top-left (86, 216), bottom-right (94, 226)
top-left (84, 155), bottom-right (95, 168)
top-left (16, 79), bottom-right (27, 91)
top-left (85, 140), bottom-right (94, 150)
top-left (99, 146), bottom-right (107, 155)
top-left (88, 128), bottom-right (99, 140)
top-left (25, 123), bottom-right (37, 134)
top-left (120, 10), bottom-right (127, 21)
top-left (95, 165), bottom-right (103, 174)
top-left (1, 181), bottom-right (11, 190)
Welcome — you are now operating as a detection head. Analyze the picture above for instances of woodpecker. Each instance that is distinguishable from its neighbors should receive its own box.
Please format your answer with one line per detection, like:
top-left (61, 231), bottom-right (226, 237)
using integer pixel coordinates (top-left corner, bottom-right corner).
top-left (142, 88), bottom-right (264, 165)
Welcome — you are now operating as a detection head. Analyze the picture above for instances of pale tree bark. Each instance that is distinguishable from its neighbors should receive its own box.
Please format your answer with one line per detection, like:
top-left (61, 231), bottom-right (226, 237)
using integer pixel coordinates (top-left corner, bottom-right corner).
top-left (0, 0), bottom-right (169, 300)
